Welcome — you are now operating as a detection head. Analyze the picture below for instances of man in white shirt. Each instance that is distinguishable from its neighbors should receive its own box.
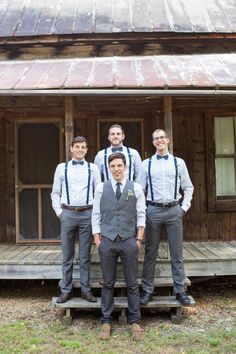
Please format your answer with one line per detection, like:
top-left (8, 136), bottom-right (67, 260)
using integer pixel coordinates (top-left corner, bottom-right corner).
top-left (51, 136), bottom-right (101, 303)
top-left (94, 124), bottom-right (143, 185)
top-left (140, 129), bottom-right (194, 306)
top-left (92, 152), bottom-right (146, 340)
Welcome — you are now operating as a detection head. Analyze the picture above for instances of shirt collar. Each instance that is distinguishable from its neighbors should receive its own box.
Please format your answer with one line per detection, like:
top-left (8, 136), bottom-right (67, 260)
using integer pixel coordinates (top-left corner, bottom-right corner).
top-left (111, 176), bottom-right (127, 188)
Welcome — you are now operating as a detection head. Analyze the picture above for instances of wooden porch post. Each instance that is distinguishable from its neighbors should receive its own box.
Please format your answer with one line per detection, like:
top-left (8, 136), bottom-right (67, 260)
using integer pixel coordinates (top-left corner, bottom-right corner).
top-left (65, 97), bottom-right (74, 161)
top-left (164, 96), bottom-right (173, 153)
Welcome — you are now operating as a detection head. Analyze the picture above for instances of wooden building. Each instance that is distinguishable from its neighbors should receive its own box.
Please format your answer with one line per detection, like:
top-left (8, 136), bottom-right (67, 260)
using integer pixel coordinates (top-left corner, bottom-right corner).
top-left (0, 0), bottom-right (235, 279)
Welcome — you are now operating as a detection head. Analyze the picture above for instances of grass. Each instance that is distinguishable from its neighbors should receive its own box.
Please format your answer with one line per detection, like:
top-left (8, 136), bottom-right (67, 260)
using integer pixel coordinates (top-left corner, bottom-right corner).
top-left (0, 280), bottom-right (235, 354)
top-left (0, 318), bottom-right (235, 354)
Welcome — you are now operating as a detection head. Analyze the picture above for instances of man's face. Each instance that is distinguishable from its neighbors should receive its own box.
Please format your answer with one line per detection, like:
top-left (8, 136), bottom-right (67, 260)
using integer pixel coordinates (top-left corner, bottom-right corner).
top-left (109, 158), bottom-right (126, 182)
top-left (152, 130), bottom-right (169, 154)
top-left (108, 127), bottom-right (125, 147)
top-left (70, 141), bottom-right (88, 161)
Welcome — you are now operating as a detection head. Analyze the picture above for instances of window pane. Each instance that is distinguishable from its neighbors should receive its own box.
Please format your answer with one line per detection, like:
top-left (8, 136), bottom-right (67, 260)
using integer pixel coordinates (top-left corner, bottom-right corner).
top-left (215, 158), bottom-right (236, 196)
top-left (19, 189), bottom-right (38, 240)
top-left (215, 117), bottom-right (235, 155)
top-left (42, 189), bottom-right (60, 240)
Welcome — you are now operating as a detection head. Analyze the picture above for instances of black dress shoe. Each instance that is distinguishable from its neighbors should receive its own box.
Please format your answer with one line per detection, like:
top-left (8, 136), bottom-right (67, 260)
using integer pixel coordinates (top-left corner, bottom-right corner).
top-left (57, 292), bottom-right (72, 303)
top-left (140, 291), bottom-right (153, 305)
top-left (176, 292), bottom-right (191, 306)
top-left (81, 290), bottom-right (97, 303)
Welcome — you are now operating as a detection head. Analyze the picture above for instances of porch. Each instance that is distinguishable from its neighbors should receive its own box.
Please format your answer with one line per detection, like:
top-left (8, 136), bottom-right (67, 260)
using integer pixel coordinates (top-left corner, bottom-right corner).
top-left (0, 241), bottom-right (235, 280)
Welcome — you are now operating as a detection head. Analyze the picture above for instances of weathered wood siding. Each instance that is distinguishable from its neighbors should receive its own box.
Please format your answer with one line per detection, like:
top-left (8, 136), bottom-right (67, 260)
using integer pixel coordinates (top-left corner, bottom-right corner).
top-left (0, 95), bottom-right (235, 243)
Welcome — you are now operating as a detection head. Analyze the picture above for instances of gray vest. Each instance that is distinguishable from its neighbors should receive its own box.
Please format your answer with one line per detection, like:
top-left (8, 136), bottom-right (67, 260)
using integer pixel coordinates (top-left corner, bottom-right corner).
top-left (100, 180), bottom-right (137, 241)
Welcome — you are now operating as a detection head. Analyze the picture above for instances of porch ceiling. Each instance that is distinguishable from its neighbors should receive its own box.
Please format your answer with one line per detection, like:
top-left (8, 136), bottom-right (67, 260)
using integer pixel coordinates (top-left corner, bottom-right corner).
top-left (1, 54), bottom-right (236, 94)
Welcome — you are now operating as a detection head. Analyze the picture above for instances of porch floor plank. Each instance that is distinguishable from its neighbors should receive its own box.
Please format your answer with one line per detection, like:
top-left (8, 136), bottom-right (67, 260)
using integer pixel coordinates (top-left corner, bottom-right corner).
top-left (184, 243), bottom-right (206, 260)
top-left (203, 242), bottom-right (231, 260)
top-left (192, 242), bottom-right (219, 260)
top-left (3, 245), bottom-right (39, 264)
top-left (0, 242), bottom-right (235, 279)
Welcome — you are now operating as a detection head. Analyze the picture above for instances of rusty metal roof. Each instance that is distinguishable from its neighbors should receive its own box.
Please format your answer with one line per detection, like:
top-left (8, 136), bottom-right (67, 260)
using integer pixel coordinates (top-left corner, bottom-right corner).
top-left (0, 0), bottom-right (236, 37)
top-left (0, 54), bottom-right (236, 91)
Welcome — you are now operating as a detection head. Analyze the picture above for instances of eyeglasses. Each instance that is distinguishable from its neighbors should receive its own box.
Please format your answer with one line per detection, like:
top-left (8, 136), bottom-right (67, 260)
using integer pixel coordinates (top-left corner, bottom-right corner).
top-left (153, 136), bottom-right (167, 141)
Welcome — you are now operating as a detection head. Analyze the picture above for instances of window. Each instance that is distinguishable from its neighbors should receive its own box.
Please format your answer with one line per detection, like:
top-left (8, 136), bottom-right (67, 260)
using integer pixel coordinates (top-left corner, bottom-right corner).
top-left (206, 115), bottom-right (236, 211)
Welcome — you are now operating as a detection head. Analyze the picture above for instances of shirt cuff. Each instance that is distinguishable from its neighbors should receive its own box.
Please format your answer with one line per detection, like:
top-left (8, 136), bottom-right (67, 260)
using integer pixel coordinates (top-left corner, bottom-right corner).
top-left (92, 226), bottom-right (101, 235)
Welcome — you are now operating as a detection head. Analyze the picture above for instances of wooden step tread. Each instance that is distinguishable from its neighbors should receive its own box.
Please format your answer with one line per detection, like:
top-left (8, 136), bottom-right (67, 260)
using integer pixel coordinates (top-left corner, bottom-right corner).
top-left (52, 295), bottom-right (196, 309)
top-left (72, 277), bottom-right (191, 288)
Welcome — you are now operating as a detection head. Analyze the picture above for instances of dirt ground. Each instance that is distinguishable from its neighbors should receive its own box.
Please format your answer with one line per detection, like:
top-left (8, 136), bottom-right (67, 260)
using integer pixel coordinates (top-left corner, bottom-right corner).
top-left (0, 277), bottom-right (235, 328)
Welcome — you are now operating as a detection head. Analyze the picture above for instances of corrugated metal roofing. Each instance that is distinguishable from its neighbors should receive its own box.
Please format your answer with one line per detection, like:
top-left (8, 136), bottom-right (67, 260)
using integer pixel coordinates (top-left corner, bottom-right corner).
top-left (0, 0), bottom-right (236, 37)
top-left (0, 54), bottom-right (236, 91)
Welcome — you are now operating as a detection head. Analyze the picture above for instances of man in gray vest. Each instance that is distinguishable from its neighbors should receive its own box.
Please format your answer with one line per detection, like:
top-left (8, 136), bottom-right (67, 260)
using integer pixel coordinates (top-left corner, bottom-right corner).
top-left (140, 129), bottom-right (194, 306)
top-left (92, 152), bottom-right (146, 340)
top-left (51, 136), bottom-right (101, 303)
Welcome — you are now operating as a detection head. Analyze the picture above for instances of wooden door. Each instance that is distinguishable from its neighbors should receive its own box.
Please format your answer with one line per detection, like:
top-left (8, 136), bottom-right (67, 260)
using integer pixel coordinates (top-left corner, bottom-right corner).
top-left (15, 120), bottom-right (63, 243)
top-left (98, 119), bottom-right (144, 157)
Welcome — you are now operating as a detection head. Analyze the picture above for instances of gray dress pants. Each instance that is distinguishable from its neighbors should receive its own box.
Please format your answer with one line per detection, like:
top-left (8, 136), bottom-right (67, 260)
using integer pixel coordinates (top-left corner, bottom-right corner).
top-left (60, 208), bottom-right (93, 293)
top-left (141, 204), bottom-right (186, 294)
top-left (99, 236), bottom-right (141, 324)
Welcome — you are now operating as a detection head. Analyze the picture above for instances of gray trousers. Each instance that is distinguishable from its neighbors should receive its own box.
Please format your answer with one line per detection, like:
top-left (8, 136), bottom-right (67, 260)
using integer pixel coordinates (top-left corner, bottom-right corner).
top-left (141, 204), bottom-right (185, 294)
top-left (99, 237), bottom-right (140, 324)
top-left (60, 209), bottom-right (93, 293)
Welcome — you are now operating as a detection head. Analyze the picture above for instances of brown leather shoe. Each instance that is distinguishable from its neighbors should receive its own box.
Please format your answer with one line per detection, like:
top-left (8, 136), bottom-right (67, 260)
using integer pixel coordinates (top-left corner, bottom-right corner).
top-left (57, 292), bottom-right (71, 303)
top-left (100, 323), bottom-right (111, 340)
top-left (131, 323), bottom-right (142, 340)
top-left (81, 290), bottom-right (97, 302)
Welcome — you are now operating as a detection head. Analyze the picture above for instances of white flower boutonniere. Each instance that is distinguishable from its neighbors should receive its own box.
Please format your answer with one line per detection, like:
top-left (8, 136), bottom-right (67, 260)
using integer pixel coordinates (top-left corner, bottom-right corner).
top-left (126, 189), bottom-right (135, 200)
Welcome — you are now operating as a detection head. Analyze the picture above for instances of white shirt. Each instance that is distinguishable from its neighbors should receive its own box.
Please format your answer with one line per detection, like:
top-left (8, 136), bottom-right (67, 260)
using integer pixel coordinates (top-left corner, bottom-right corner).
top-left (142, 153), bottom-right (194, 212)
top-left (51, 159), bottom-right (101, 216)
top-left (94, 145), bottom-right (144, 186)
top-left (92, 177), bottom-right (146, 235)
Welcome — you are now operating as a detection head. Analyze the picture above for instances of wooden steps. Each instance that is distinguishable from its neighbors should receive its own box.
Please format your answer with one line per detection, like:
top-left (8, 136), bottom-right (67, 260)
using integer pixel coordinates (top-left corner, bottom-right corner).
top-left (52, 295), bottom-right (196, 309)
top-left (72, 277), bottom-right (191, 289)
top-left (52, 277), bottom-right (194, 325)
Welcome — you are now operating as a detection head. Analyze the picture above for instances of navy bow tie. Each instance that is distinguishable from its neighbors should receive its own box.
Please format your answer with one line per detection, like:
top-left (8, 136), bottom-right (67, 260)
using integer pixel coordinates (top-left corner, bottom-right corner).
top-left (111, 147), bottom-right (123, 153)
top-left (72, 160), bottom-right (84, 165)
top-left (156, 154), bottom-right (168, 160)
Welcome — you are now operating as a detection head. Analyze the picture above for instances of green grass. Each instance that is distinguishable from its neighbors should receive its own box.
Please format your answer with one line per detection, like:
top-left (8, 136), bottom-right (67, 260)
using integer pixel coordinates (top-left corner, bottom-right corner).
top-left (0, 319), bottom-right (235, 354)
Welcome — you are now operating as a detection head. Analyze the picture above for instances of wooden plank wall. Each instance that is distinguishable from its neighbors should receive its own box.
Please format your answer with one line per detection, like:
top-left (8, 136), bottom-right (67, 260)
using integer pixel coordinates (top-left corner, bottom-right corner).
top-left (0, 95), bottom-right (235, 243)
top-left (0, 114), bottom-right (6, 242)
top-left (173, 97), bottom-right (236, 242)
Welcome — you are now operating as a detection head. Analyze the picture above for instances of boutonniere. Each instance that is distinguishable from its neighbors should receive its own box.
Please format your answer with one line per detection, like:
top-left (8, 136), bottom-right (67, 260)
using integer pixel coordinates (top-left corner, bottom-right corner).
top-left (126, 189), bottom-right (135, 200)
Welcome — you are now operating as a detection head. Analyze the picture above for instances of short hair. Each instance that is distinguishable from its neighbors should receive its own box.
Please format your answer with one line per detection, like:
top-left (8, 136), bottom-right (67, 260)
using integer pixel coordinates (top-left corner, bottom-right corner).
top-left (152, 129), bottom-right (168, 140)
top-left (71, 136), bottom-right (88, 147)
top-left (108, 152), bottom-right (126, 166)
top-left (108, 124), bottom-right (125, 135)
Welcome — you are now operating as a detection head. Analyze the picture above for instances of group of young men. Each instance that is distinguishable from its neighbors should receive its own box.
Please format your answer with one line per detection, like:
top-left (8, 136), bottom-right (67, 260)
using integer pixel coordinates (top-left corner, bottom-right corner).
top-left (51, 124), bottom-right (194, 340)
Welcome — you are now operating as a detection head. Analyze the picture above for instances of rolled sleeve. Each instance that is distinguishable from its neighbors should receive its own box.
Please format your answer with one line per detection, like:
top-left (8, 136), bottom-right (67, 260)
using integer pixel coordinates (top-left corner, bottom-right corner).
top-left (91, 183), bottom-right (103, 235)
top-left (134, 182), bottom-right (146, 228)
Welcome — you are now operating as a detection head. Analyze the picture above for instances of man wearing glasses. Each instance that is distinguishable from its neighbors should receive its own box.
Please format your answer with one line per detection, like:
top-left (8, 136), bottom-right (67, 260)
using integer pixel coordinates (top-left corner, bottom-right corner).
top-left (140, 129), bottom-right (194, 306)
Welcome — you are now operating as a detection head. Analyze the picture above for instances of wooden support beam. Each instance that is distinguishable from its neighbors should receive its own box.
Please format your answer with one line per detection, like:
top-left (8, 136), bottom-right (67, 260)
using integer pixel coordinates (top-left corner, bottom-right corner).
top-left (65, 97), bottom-right (74, 161)
top-left (164, 96), bottom-right (173, 154)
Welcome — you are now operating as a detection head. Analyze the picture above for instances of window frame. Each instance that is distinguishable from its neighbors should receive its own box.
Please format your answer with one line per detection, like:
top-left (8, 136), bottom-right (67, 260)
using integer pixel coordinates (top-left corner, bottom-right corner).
top-left (206, 113), bottom-right (236, 212)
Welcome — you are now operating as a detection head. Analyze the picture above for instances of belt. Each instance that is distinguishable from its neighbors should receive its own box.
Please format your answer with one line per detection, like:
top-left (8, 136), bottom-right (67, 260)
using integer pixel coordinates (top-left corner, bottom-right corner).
top-left (61, 204), bottom-right (93, 212)
top-left (147, 201), bottom-right (179, 208)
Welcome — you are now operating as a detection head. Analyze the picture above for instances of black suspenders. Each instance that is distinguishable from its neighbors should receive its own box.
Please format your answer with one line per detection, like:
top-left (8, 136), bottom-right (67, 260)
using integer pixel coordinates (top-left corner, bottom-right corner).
top-left (64, 161), bottom-right (91, 205)
top-left (148, 156), bottom-right (178, 201)
top-left (103, 147), bottom-right (132, 180)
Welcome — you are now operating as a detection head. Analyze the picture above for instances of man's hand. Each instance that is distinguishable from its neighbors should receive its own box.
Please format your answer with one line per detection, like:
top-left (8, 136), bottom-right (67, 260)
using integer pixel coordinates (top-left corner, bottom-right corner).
top-left (94, 233), bottom-right (102, 248)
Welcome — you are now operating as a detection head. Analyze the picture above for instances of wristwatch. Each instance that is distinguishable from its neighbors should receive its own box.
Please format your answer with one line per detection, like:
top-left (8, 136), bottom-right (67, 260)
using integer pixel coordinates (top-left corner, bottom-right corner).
top-left (136, 237), bottom-right (145, 244)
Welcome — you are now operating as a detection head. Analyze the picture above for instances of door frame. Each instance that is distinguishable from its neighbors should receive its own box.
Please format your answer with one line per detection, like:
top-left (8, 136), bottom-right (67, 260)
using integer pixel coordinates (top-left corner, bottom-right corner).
top-left (97, 118), bottom-right (144, 158)
top-left (15, 118), bottom-right (63, 243)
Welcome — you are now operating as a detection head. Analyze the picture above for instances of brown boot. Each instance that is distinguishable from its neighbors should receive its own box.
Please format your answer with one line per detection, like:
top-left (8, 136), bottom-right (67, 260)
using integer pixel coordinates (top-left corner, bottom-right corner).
top-left (100, 323), bottom-right (111, 340)
top-left (131, 323), bottom-right (142, 340)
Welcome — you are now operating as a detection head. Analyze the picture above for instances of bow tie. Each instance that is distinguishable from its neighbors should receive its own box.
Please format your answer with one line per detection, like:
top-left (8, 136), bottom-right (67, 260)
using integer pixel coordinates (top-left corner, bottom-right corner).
top-left (111, 147), bottom-right (123, 153)
top-left (156, 154), bottom-right (168, 160)
top-left (72, 160), bottom-right (84, 165)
